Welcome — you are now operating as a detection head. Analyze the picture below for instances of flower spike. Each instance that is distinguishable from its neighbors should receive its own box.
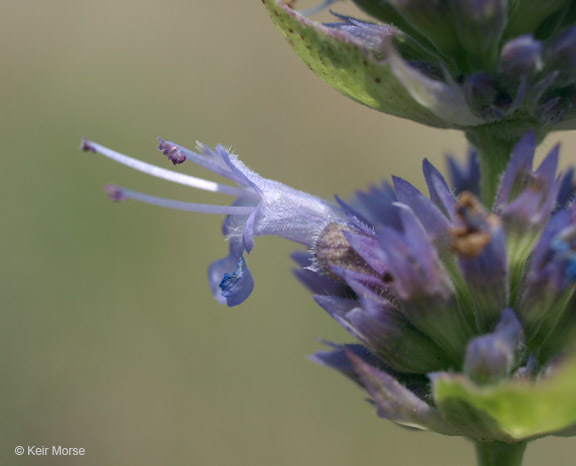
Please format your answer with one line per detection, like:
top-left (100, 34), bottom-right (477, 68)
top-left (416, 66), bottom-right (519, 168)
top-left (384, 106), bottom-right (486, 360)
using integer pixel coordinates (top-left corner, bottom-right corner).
top-left (85, 133), bottom-right (576, 447)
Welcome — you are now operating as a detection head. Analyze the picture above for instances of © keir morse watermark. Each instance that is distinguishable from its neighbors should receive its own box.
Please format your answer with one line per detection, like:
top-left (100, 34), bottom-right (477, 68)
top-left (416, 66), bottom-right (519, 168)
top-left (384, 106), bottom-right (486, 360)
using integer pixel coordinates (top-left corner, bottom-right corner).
top-left (15, 445), bottom-right (86, 456)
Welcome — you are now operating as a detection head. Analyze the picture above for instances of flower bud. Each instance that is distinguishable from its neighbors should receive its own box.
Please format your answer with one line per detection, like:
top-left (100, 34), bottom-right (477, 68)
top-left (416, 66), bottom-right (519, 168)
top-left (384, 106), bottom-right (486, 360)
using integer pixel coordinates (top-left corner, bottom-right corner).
top-left (464, 309), bottom-right (523, 385)
top-left (498, 35), bottom-right (542, 89)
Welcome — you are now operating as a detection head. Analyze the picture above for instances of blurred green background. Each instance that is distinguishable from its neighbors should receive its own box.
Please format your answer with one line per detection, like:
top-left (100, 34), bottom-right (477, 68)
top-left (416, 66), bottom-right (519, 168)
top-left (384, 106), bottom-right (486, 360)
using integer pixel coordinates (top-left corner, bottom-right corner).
top-left (2, 1), bottom-right (576, 464)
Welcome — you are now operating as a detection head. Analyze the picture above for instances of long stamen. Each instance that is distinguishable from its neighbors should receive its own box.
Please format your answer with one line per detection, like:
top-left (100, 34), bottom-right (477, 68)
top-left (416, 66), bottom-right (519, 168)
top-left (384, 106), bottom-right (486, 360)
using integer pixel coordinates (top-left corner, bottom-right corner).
top-left (105, 185), bottom-right (255, 215)
top-left (297, 0), bottom-right (344, 17)
top-left (82, 138), bottom-right (255, 198)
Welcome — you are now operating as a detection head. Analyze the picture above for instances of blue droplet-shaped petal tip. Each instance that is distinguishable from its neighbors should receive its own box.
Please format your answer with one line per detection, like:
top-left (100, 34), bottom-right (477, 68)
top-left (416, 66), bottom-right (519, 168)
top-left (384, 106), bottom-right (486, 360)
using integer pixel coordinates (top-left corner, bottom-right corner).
top-left (218, 256), bottom-right (255, 307)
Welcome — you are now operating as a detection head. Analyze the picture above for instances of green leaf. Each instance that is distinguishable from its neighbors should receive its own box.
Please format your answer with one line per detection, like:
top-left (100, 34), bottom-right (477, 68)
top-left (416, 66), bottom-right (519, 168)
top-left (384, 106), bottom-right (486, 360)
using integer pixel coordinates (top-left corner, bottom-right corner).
top-left (261, 0), bottom-right (450, 128)
top-left (433, 351), bottom-right (576, 440)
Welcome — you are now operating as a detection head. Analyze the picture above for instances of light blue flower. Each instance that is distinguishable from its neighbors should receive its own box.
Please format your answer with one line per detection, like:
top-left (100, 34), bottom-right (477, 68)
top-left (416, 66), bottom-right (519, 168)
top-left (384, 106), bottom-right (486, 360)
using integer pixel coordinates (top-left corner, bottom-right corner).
top-left (82, 137), bottom-right (343, 306)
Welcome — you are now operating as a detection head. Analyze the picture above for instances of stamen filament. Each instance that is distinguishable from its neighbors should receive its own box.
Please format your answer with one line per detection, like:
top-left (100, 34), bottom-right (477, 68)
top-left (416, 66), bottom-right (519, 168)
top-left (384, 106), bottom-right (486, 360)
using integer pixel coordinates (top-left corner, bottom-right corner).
top-left (82, 138), bottom-right (253, 198)
top-left (110, 186), bottom-right (255, 215)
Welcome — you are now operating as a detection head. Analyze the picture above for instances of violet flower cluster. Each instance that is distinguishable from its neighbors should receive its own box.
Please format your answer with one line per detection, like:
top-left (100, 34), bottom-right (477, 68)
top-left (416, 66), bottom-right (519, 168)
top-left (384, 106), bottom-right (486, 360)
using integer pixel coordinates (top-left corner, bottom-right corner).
top-left (82, 131), bottom-right (576, 446)
top-left (82, 1), bottom-right (576, 465)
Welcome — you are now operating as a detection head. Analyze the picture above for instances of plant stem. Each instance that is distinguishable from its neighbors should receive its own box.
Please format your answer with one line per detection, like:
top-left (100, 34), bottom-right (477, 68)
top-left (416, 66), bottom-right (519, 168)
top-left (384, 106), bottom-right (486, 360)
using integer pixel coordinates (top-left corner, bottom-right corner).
top-left (465, 123), bottom-right (546, 209)
top-left (475, 441), bottom-right (527, 466)
top-left (464, 129), bottom-right (515, 209)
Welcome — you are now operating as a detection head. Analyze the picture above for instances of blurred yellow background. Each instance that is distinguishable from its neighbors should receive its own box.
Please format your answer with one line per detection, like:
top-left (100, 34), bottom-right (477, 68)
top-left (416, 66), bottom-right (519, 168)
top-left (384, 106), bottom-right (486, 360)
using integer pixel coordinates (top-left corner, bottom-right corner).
top-left (2, 1), bottom-right (576, 464)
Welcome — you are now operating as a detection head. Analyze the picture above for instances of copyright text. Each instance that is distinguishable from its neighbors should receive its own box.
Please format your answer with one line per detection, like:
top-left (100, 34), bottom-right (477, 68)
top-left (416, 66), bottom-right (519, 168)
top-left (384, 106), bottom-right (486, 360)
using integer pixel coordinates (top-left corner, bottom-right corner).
top-left (15, 446), bottom-right (86, 456)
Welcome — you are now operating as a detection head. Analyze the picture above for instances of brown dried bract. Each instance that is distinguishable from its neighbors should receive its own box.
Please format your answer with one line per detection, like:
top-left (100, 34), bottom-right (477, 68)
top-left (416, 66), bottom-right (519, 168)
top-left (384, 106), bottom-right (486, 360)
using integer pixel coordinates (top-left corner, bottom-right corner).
top-left (315, 223), bottom-right (377, 279)
top-left (450, 192), bottom-right (500, 258)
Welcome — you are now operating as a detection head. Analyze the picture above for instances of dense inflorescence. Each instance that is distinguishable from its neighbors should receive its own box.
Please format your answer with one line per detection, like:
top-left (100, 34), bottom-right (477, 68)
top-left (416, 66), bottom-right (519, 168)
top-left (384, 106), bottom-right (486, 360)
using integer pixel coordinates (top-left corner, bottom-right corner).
top-left (83, 131), bottom-right (576, 442)
top-left (81, 2), bottom-right (576, 463)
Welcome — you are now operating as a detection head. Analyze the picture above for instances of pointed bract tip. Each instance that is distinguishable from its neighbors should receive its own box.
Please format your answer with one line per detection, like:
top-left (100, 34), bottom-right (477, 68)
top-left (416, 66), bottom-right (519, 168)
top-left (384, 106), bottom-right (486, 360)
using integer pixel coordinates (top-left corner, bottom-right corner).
top-left (105, 184), bottom-right (128, 202)
top-left (157, 137), bottom-right (186, 165)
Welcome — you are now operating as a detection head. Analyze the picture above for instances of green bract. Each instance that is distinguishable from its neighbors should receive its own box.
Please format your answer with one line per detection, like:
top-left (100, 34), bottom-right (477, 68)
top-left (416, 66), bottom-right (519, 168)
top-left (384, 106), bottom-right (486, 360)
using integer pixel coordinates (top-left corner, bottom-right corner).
top-left (263, 1), bottom-right (450, 127)
top-left (263, 1), bottom-right (456, 127)
top-left (433, 349), bottom-right (576, 441)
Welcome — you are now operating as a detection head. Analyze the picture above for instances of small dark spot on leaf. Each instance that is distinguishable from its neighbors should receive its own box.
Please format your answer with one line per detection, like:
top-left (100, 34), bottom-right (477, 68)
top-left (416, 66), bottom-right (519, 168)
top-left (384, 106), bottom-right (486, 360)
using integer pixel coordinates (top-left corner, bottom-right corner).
top-left (363, 60), bottom-right (368, 67)
top-left (375, 77), bottom-right (381, 84)
top-left (289, 28), bottom-right (294, 33)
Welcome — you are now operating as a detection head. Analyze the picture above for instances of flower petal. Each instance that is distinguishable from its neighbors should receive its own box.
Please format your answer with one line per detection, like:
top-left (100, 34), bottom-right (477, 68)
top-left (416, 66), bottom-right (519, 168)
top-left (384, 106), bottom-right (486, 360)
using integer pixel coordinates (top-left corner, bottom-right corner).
top-left (393, 176), bottom-right (451, 240)
top-left (347, 350), bottom-right (461, 435)
top-left (422, 158), bottom-right (456, 220)
top-left (464, 309), bottom-right (524, 385)
top-left (208, 242), bottom-right (255, 307)
top-left (447, 148), bottom-right (481, 198)
top-left (310, 342), bottom-right (382, 386)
